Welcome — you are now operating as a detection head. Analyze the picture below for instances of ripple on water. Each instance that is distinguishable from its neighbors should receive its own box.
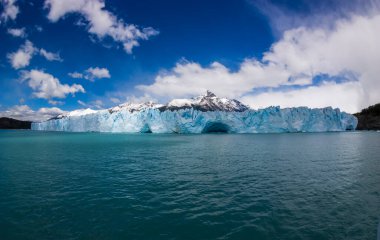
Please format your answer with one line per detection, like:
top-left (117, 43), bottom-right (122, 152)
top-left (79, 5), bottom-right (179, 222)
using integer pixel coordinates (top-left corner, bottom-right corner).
top-left (0, 131), bottom-right (379, 239)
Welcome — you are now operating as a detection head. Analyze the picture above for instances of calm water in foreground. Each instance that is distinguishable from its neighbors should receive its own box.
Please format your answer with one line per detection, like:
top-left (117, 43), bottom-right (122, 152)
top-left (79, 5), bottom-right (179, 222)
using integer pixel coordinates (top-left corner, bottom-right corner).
top-left (0, 131), bottom-right (379, 240)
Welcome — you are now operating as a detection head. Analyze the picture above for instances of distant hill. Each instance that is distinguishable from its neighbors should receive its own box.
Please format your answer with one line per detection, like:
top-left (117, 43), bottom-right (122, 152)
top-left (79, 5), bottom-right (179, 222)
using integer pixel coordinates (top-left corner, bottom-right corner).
top-left (0, 117), bottom-right (31, 129)
top-left (354, 103), bottom-right (380, 130)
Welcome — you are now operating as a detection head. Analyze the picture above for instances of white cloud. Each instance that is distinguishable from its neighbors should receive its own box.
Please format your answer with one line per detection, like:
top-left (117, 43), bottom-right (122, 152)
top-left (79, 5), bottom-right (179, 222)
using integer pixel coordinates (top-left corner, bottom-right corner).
top-left (92, 99), bottom-right (103, 109)
top-left (110, 97), bottom-right (120, 104)
top-left (37, 107), bottom-right (66, 120)
top-left (137, 59), bottom-right (302, 99)
top-left (85, 67), bottom-right (110, 81)
top-left (7, 27), bottom-right (26, 37)
top-left (77, 100), bottom-right (86, 107)
top-left (0, 105), bottom-right (66, 121)
top-left (35, 25), bottom-right (43, 32)
top-left (241, 81), bottom-right (364, 113)
top-left (69, 67), bottom-right (110, 81)
top-left (76, 99), bottom-right (104, 109)
top-left (44, 0), bottom-right (159, 53)
top-left (48, 100), bottom-right (64, 105)
top-left (138, 14), bottom-right (380, 113)
top-left (0, 0), bottom-right (19, 22)
top-left (39, 49), bottom-right (63, 62)
top-left (126, 94), bottom-right (157, 104)
top-left (7, 40), bottom-right (36, 69)
top-left (7, 41), bottom-right (64, 69)
top-left (68, 72), bottom-right (83, 79)
top-left (21, 70), bottom-right (85, 100)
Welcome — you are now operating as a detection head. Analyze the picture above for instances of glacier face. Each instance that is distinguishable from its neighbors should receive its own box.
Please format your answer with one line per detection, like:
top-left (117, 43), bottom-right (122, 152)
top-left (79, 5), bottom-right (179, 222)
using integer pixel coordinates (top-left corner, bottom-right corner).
top-left (32, 91), bottom-right (357, 133)
top-left (32, 106), bottom-right (357, 133)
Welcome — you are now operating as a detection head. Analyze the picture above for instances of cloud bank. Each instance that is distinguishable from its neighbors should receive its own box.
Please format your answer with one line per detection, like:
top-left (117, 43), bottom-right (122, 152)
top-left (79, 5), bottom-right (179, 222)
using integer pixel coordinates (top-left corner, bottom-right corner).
top-left (138, 13), bottom-right (380, 113)
top-left (0, 105), bottom-right (66, 122)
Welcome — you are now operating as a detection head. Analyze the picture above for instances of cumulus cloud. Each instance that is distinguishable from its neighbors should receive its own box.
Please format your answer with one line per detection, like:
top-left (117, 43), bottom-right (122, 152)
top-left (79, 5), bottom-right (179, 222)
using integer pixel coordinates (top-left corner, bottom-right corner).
top-left (0, 105), bottom-right (66, 121)
top-left (7, 40), bottom-right (36, 69)
top-left (0, 0), bottom-right (19, 22)
top-left (85, 67), bottom-right (110, 80)
top-left (138, 13), bottom-right (380, 113)
top-left (68, 67), bottom-right (110, 81)
top-left (21, 70), bottom-right (85, 100)
top-left (7, 27), bottom-right (26, 37)
top-left (44, 0), bottom-right (159, 53)
top-left (7, 41), bottom-right (64, 69)
top-left (39, 49), bottom-right (63, 62)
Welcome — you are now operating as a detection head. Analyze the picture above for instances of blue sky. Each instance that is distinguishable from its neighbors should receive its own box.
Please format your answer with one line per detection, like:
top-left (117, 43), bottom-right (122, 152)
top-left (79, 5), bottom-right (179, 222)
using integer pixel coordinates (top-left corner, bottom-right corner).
top-left (0, 0), bottom-right (380, 120)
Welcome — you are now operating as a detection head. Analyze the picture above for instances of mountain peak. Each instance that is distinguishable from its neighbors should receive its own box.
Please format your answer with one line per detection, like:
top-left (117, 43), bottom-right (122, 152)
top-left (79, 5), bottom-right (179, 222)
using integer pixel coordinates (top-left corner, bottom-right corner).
top-left (52, 92), bottom-right (250, 121)
top-left (109, 101), bottom-right (164, 114)
top-left (162, 91), bottom-right (249, 112)
top-left (205, 90), bottom-right (216, 98)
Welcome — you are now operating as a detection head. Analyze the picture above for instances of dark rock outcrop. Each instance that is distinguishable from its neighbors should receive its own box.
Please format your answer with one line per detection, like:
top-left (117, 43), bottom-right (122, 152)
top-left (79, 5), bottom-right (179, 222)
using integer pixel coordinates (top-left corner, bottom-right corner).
top-left (354, 103), bottom-right (380, 130)
top-left (0, 117), bottom-right (31, 129)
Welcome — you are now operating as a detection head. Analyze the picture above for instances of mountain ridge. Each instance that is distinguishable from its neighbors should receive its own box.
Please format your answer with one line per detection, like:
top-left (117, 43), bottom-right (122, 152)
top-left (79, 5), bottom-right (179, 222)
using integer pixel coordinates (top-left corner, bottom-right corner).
top-left (54, 91), bottom-right (250, 120)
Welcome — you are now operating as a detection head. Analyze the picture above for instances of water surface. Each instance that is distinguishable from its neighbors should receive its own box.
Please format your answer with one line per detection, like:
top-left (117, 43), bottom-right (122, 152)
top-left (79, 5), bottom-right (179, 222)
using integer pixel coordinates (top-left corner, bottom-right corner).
top-left (0, 131), bottom-right (379, 239)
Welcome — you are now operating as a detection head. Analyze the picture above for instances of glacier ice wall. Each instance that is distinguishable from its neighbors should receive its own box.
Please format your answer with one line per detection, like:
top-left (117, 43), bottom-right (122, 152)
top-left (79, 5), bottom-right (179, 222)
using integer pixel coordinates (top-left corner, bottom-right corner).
top-left (32, 107), bottom-right (358, 133)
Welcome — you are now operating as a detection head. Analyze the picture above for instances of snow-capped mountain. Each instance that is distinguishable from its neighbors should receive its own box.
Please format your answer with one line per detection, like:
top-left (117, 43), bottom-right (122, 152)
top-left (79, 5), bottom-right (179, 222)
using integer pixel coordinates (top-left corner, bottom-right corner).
top-left (160, 91), bottom-right (249, 112)
top-left (53, 91), bottom-right (249, 118)
top-left (109, 101), bottom-right (164, 114)
top-left (33, 91), bottom-right (358, 133)
top-left (108, 91), bottom-right (248, 114)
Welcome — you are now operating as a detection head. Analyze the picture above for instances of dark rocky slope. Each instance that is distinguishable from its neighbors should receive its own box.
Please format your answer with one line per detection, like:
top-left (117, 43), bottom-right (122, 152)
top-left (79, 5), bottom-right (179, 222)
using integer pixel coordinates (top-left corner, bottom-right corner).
top-left (354, 103), bottom-right (380, 130)
top-left (0, 117), bottom-right (31, 129)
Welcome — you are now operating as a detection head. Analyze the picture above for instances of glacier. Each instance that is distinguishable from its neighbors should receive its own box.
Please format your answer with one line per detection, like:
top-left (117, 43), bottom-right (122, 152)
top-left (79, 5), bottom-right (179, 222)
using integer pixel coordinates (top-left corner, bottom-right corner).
top-left (32, 91), bottom-right (357, 133)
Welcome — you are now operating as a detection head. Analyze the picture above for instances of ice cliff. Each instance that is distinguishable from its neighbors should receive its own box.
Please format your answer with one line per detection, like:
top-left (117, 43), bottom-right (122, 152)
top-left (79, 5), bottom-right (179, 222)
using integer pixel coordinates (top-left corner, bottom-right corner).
top-left (32, 91), bottom-right (357, 133)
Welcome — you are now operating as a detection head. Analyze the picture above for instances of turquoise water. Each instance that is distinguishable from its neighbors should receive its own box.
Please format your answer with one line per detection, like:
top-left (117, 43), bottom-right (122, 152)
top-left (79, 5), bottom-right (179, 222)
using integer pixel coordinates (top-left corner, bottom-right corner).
top-left (0, 131), bottom-right (379, 240)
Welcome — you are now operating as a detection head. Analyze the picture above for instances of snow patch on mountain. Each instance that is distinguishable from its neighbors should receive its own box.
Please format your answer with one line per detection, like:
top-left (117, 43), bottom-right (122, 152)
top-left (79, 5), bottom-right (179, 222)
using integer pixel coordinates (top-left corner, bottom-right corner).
top-left (109, 101), bottom-right (164, 114)
top-left (162, 91), bottom-right (249, 112)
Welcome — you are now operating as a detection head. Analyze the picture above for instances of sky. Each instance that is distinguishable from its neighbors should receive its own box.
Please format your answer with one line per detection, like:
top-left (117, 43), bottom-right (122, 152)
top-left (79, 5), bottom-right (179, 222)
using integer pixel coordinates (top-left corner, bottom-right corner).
top-left (0, 0), bottom-right (379, 121)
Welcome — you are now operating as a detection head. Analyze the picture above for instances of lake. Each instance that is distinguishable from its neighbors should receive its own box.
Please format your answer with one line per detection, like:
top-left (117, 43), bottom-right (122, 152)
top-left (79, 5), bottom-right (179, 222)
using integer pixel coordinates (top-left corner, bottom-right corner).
top-left (0, 131), bottom-right (379, 239)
